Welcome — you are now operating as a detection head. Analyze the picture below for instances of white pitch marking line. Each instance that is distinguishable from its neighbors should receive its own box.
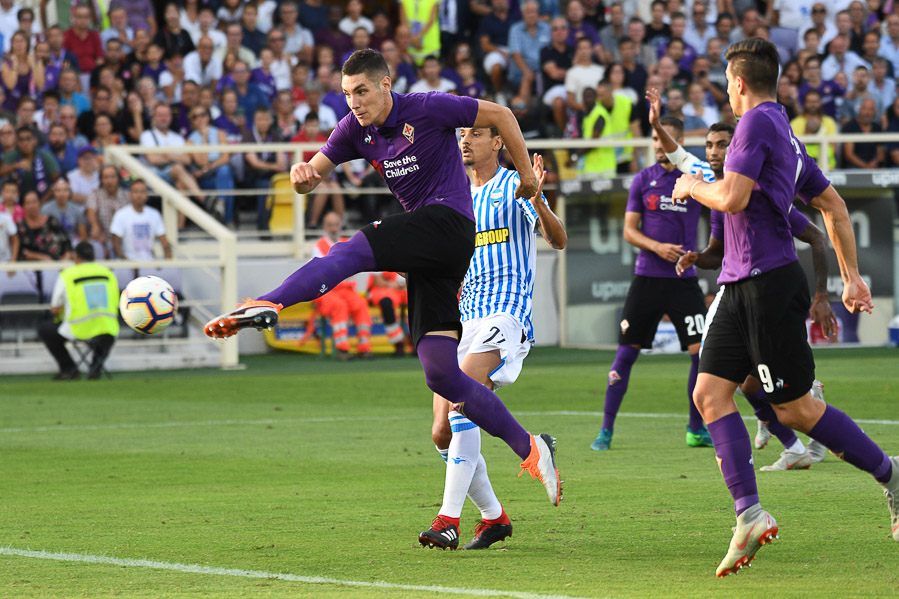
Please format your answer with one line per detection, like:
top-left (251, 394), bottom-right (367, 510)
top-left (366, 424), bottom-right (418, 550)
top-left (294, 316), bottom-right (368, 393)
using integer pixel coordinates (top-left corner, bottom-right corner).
top-left (0, 547), bottom-right (603, 599)
top-left (2, 411), bottom-right (897, 435)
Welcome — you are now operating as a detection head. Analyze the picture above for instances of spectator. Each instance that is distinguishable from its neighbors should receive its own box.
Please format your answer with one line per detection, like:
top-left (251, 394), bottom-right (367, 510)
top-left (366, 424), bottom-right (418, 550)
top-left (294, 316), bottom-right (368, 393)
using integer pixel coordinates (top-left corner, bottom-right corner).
top-left (692, 54), bottom-right (726, 104)
top-left (657, 55), bottom-right (687, 93)
top-left (456, 59), bottom-right (486, 98)
top-left (90, 39), bottom-right (132, 93)
top-left (241, 1), bottom-right (267, 57)
top-left (68, 147), bottom-right (101, 206)
top-left (778, 75), bottom-right (801, 120)
top-left (0, 186), bottom-right (16, 264)
top-left (102, 6), bottom-right (135, 53)
top-left (799, 55), bottom-right (844, 120)
top-left (381, 39), bottom-right (415, 94)
top-left (598, 3), bottom-right (626, 64)
top-left (14, 96), bottom-right (39, 135)
top-left (46, 26), bottom-right (79, 75)
top-left (184, 36), bottom-right (222, 89)
top-left (155, 2), bottom-right (195, 61)
top-left (782, 59), bottom-right (803, 86)
top-left (46, 122), bottom-right (79, 176)
top-left (64, 5), bottom-right (103, 81)
top-left (273, 89), bottom-right (300, 139)
top-left (242, 107), bottom-right (285, 231)
top-left (38, 241), bottom-right (118, 381)
top-left (217, 0), bottom-right (244, 28)
top-left (369, 9), bottom-right (393, 50)
top-left (86, 165), bottom-right (130, 252)
top-left (125, 29), bottom-right (152, 84)
top-left (790, 88), bottom-right (837, 169)
top-left (479, 0), bottom-right (513, 102)
top-left (580, 80), bottom-right (639, 176)
top-left (409, 55), bottom-right (456, 93)
top-left (858, 29), bottom-right (881, 72)
top-left (0, 0), bottom-right (18, 52)
top-left (627, 17), bottom-right (658, 68)
top-left (664, 37), bottom-right (695, 81)
top-left (685, 1), bottom-right (716, 52)
top-left (190, 7), bottom-right (226, 48)
top-left (110, 179), bottom-right (172, 261)
top-left (801, 28), bottom-right (822, 58)
top-left (41, 178), bottom-right (87, 243)
top-left (0, 122), bottom-right (15, 154)
top-left (319, 67), bottom-right (349, 120)
top-left (279, 1), bottom-right (314, 65)
top-left (138, 103), bottom-right (202, 228)
top-left (179, 0), bottom-right (202, 40)
top-left (730, 8), bottom-right (760, 44)
top-left (300, 0), bottom-right (330, 33)
top-left (664, 86), bottom-right (707, 154)
top-left (57, 68), bottom-right (90, 116)
top-left (683, 80), bottom-right (718, 126)
top-left (113, 0), bottom-right (158, 38)
top-left (314, 4), bottom-right (352, 60)
top-left (227, 60), bottom-right (270, 120)
top-left (0, 126), bottom-right (60, 200)
top-left (399, 0), bottom-right (440, 65)
top-left (159, 52), bottom-right (187, 106)
top-left (187, 106), bottom-right (237, 228)
top-left (582, 0), bottom-right (606, 29)
top-left (122, 91), bottom-right (150, 144)
top-left (541, 17), bottom-right (573, 132)
top-left (267, 30), bottom-right (298, 91)
top-left (619, 37), bottom-right (648, 98)
top-left (293, 81), bottom-right (337, 132)
top-left (341, 26), bottom-right (373, 65)
top-left (214, 88), bottom-right (247, 146)
top-left (841, 97), bottom-right (884, 168)
top-left (17, 189), bottom-right (71, 261)
top-left (509, 1), bottom-right (550, 102)
top-left (216, 23), bottom-right (258, 70)
top-left (0, 177), bottom-right (23, 223)
top-left (808, 4), bottom-right (837, 52)
top-left (251, 48), bottom-right (278, 103)
top-left (821, 34), bottom-right (867, 81)
top-left (77, 86), bottom-right (121, 144)
top-left (869, 57), bottom-right (896, 121)
top-left (839, 64), bottom-right (881, 122)
top-left (846, 0), bottom-right (867, 54)
top-left (566, 0), bottom-right (601, 51)
top-left (880, 13), bottom-right (899, 78)
top-left (1, 31), bottom-right (44, 114)
top-left (565, 37), bottom-right (604, 116)
top-left (291, 112), bottom-right (344, 228)
top-left (91, 115), bottom-right (124, 160)
top-left (339, 0), bottom-right (374, 36)
top-left (605, 62), bottom-right (638, 104)
top-left (646, 0), bottom-right (672, 51)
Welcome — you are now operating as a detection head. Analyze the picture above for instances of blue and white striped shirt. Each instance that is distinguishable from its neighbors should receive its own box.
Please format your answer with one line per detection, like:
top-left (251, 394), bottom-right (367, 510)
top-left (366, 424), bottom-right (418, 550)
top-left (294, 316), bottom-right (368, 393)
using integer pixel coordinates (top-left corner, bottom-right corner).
top-left (459, 166), bottom-right (547, 341)
top-left (666, 145), bottom-right (717, 183)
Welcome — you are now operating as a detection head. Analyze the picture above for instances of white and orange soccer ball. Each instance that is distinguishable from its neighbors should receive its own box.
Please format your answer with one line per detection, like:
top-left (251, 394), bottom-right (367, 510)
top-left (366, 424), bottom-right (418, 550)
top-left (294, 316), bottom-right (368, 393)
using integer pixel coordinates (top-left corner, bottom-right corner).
top-left (119, 276), bottom-right (178, 334)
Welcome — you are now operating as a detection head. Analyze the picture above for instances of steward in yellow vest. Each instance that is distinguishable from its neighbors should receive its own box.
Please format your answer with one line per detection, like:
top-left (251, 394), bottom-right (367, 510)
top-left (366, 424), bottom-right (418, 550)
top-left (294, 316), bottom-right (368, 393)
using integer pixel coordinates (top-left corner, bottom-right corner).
top-left (37, 242), bottom-right (118, 380)
top-left (580, 82), bottom-right (635, 177)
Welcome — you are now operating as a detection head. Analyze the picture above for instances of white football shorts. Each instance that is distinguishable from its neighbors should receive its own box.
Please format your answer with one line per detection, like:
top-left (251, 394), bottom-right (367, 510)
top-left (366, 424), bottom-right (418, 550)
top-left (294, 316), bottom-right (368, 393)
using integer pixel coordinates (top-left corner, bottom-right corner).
top-left (458, 313), bottom-right (533, 389)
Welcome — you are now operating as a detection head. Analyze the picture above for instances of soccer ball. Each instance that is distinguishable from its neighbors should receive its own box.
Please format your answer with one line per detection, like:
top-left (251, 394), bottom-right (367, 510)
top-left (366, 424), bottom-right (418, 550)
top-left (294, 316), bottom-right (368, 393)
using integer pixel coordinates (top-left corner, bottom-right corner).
top-left (119, 276), bottom-right (178, 334)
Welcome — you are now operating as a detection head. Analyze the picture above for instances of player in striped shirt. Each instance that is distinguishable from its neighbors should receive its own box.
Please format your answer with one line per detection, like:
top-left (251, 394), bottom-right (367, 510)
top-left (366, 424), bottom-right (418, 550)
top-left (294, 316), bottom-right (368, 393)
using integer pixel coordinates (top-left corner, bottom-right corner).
top-left (647, 88), bottom-right (836, 471)
top-left (419, 126), bottom-right (567, 550)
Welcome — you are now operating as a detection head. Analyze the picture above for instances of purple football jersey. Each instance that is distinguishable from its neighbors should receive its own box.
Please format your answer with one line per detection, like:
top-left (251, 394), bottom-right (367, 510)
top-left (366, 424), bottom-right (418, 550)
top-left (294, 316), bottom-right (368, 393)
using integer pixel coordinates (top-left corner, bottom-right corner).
top-left (711, 205), bottom-right (810, 241)
top-left (319, 91), bottom-right (479, 219)
top-left (626, 163), bottom-right (702, 278)
top-left (719, 102), bottom-right (829, 283)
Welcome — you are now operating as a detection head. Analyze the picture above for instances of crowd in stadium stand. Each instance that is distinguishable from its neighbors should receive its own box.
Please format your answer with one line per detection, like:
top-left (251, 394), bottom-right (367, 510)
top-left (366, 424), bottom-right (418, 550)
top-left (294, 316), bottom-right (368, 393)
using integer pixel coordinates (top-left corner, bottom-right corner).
top-left (1, 0), bottom-right (898, 263)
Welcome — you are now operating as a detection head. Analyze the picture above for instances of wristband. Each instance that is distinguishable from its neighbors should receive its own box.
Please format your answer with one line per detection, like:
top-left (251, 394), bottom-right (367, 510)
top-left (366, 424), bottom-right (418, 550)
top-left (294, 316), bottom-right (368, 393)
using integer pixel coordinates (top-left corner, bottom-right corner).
top-left (689, 181), bottom-right (700, 199)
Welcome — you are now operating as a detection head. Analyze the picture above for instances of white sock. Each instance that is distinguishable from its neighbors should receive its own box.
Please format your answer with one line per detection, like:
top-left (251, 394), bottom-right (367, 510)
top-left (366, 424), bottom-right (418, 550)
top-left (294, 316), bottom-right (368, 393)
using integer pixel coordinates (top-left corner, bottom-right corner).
top-left (467, 454), bottom-right (503, 521)
top-left (786, 438), bottom-right (806, 454)
top-left (439, 410), bottom-right (480, 519)
top-left (435, 445), bottom-right (448, 463)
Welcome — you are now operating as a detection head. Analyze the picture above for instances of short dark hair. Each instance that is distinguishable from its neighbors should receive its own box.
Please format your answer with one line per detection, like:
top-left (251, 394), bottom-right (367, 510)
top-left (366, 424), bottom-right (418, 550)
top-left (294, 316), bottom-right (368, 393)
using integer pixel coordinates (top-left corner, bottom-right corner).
top-left (2, 178), bottom-right (18, 189)
top-left (708, 122), bottom-right (735, 138)
top-left (659, 115), bottom-right (684, 138)
top-left (74, 241), bottom-right (94, 261)
top-left (131, 179), bottom-right (147, 190)
top-left (716, 11), bottom-right (734, 25)
top-left (304, 112), bottom-right (319, 123)
top-left (725, 38), bottom-right (780, 97)
top-left (341, 49), bottom-right (389, 82)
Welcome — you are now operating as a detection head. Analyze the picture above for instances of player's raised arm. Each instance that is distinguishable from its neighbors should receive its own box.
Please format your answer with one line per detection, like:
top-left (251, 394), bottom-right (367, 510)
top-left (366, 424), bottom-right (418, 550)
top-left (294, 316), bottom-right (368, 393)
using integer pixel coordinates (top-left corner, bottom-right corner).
top-left (529, 153), bottom-right (567, 250)
top-left (472, 100), bottom-right (538, 199)
top-left (290, 152), bottom-right (337, 194)
top-left (808, 185), bottom-right (874, 314)
top-left (647, 88), bottom-right (678, 155)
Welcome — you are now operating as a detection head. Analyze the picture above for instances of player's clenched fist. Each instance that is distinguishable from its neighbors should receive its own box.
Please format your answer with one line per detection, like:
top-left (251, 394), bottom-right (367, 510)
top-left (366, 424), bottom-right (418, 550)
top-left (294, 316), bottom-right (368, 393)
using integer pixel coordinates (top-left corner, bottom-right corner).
top-left (290, 162), bottom-right (322, 194)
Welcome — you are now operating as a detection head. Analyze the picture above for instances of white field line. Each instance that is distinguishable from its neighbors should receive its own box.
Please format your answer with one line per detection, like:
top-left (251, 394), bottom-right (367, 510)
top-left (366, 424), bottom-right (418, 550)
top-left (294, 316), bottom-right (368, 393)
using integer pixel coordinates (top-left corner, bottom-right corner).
top-left (0, 547), bottom-right (603, 599)
top-left (2, 411), bottom-right (898, 435)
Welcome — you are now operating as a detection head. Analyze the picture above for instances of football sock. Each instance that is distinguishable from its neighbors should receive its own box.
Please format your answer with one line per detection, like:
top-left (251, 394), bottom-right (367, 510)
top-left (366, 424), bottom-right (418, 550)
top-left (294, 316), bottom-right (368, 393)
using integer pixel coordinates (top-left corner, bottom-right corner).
top-left (687, 353), bottom-right (704, 430)
top-left (257, 231), bottom-right (377, 306)
top-left (418, 335), bottom-right (531, 460)
top-left (467, 454), bottom-right (503, 521)
top-left (808, 404), bottom-right (893, 483)
top-left (743, 388), bottom-right (799, 448)
top-left (439, 411), bottom-right (481, 519)
top-left (707, 412), bottom-right (759, 516)
top-left (601, 345), bottom-right (640, 432)
top-left (785, 438), bottom-right (806, 454)
top-left (435, 446), bottom-right (448, 463)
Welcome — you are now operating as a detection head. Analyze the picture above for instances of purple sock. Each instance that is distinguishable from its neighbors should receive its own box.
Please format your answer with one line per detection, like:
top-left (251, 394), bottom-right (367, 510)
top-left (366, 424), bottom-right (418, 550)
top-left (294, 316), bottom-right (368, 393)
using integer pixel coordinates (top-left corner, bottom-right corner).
top-left (687, 353), bottom-right (704, 430)
top-left (418, 335), bottom-right (531, 460)
top-left (707, 412), bottom-right (759, 515)
top-left (257, 232), bottom-right (377, 307)
top-left (601, 345), bottom-right (640, 432)
top-left (744, 388), bottom-right (799, 448)
top-left (809, 404), bottom-right (893, 483)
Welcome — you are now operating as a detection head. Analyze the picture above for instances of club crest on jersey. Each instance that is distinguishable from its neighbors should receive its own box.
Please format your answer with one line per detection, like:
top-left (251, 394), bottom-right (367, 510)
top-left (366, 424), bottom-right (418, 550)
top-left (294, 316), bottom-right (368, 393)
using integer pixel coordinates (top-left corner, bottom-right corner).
top-left (402, 122), bottom-right (414, 144)
top-left (490, 187), bottom-right (504, 207)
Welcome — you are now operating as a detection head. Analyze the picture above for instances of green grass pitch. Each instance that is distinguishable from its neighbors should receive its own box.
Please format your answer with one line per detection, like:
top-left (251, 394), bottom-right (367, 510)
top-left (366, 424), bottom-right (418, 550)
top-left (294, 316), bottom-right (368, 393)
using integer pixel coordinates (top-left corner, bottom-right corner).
top-left (1, 347), bottom-right (897, 598)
